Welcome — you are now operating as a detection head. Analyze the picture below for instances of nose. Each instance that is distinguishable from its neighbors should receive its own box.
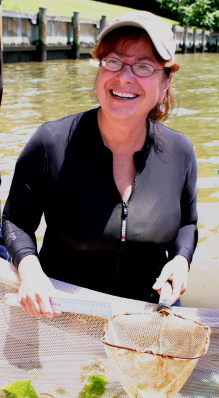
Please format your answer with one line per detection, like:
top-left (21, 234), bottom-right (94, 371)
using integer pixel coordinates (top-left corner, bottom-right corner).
top-left (116, 64), bottom-right (135, 84)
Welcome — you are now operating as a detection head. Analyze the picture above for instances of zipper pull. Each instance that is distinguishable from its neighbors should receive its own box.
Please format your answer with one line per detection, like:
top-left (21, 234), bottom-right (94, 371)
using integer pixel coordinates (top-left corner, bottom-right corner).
top-left (121, 201), bottom-right (128, 242)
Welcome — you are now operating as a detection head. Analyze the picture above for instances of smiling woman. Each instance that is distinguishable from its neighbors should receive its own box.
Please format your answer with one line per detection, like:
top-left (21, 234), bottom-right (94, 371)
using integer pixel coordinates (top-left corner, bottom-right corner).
top-left (92, 25), bottom-right (180, 123)
top-left (2, 10), bottom-right (198, 317)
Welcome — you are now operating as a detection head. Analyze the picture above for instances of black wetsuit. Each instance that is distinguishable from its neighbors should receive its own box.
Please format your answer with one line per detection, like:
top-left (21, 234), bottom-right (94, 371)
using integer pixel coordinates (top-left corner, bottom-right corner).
top-left (2, 108), bottom-right (198, 303)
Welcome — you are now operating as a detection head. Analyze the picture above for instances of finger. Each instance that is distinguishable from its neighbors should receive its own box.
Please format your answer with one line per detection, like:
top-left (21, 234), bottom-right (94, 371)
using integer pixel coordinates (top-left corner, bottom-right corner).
top-left (152, 268), bottom-right (173, 291)
top-left (25, 295), bottom-right (42, 317)
top-left (19, 300), bottom-right (40, 317)
top-left (19, 287), bottom-right (46, 317)
top-left (37, 295), bottom-right (54, 317)
top-left (179, 279), bottom-right (187, 295)
top-left (18, 286), bottom-right (37, 316)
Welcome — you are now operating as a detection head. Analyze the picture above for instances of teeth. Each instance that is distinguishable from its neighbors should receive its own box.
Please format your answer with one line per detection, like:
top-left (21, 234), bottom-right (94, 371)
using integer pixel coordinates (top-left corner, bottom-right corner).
top-left (112, 90), bottom-right (137, 99)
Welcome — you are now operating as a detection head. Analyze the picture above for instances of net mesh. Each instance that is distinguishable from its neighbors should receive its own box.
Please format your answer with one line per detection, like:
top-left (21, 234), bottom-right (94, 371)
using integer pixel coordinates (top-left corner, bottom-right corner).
top-left (0, 258), bottom-right (219, 398)
top-left (102, 313), bottom-right (210, 397)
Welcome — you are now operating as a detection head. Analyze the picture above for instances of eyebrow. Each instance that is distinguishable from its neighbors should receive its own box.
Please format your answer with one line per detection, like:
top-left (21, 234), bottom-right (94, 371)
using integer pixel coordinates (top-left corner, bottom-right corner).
top-left (112, 50), bottom-right (155, 64)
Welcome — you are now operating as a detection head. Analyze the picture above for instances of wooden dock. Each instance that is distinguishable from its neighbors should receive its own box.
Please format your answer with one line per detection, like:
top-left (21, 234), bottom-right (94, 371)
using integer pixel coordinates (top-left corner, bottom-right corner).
top-left (1, 8), bottom-right (219, 63)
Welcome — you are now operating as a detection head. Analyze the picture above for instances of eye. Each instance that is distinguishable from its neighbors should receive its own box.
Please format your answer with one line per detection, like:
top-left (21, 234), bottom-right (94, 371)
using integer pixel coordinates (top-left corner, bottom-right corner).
top-left (106, 58), bottom-right (120, 66)
top-left (102, 57), bottom-right (121, 70)
top-left (136, 63), bottom-right (154, 72)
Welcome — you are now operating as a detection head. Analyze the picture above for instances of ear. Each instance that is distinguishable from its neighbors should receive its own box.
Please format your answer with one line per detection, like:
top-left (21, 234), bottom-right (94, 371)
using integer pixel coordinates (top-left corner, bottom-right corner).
top-left (160, 72), bottom-right (173, 102)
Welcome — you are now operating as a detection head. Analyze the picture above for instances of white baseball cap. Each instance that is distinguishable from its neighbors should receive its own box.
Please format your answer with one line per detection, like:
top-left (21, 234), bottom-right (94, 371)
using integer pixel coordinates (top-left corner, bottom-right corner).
top-left (97, 11), bottom-right (175, 61)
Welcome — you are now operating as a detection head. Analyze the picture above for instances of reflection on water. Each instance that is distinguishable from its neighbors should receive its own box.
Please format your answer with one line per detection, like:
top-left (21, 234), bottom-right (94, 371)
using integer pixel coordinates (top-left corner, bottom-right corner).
top-left (167, 54), bottom-right (219, 198)
top-left (0, 54), bottom-right (219, 307)
top-left (165, 54), bottom-right (219, 308)
top-left (0, 60), bottom-right (98, 201)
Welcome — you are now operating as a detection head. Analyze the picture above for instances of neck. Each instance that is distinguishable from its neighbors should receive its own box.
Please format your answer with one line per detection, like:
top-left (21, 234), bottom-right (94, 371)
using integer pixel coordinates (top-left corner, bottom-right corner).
top-left (97, 108), bottom-right (147, 155)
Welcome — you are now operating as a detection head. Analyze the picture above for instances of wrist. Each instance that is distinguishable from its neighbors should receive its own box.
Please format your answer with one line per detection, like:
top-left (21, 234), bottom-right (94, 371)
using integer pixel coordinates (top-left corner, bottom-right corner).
top-left (175, 255), bottom-right (189, 270)
top-left (18, 255), bottom-right (42, 278)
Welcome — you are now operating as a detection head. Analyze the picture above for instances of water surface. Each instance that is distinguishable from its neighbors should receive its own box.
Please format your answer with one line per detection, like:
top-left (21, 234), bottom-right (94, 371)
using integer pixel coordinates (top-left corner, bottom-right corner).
top-left (0, 54), bottom-right (219, 307)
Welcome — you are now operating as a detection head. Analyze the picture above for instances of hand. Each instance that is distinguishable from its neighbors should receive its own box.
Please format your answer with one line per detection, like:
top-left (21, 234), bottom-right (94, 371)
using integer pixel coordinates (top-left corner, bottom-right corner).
top-left (152, 255), bottom-right (189, 304)
top-left (18, 255), bottom-right (61, 317)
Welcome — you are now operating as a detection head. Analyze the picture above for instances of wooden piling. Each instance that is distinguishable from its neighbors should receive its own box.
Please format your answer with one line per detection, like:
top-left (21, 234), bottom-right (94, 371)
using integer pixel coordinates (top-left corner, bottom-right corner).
top-left (2, 11), bottom-right (219, 63)
top-left (100, 15), bottom-right (106, 32)
top-left (72, 11), bottom-right (80, 59)
top-left (208, 29), bottom-right (213, 52)
top-left (38, 7), bottom-right (47, 62)
top-left (182, 25), bottom-right (188, 53)
top-left (192, 27), bottom-right (197, 53)
top-left (201, 28), bottom-right (205, 53)
top-left (172, 24), bottom-right (177, 41)
top-left (216, 37), bottom-right (219, 53)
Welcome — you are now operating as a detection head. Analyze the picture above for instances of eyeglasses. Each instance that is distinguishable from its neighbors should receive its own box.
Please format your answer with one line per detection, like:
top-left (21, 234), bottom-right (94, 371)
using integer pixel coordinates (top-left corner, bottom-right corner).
top-left (101, 57), bottom-right (164, 77)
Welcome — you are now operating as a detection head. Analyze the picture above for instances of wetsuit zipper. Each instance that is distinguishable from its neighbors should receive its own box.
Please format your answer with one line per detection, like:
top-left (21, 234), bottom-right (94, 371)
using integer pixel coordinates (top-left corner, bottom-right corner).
top-left (110, 152), bottom-right (138, 294)
top-left (116, 173), bottom-right (137, 295)
top-left (109, 148), bottom-right (138, 243)
top-left (121, 201), bottom-right (128, 242)
top-left (120, 174), bottom-right (137, 243)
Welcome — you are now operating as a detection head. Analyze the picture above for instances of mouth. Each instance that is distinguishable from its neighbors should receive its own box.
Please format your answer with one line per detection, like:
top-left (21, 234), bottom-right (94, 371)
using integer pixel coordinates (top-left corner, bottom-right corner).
top-left (111, 90), bottom-right (138, 99)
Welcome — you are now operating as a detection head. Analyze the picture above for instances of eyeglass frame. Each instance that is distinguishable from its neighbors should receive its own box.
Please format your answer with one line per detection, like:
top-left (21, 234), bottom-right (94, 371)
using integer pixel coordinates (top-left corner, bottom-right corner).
top-left (100, 57), bottom-right (165, 77)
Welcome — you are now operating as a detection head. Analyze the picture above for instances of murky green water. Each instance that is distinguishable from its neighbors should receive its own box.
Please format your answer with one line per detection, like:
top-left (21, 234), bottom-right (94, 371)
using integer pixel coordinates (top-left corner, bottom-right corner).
top-left (0, 54), bottom-right (219, 307)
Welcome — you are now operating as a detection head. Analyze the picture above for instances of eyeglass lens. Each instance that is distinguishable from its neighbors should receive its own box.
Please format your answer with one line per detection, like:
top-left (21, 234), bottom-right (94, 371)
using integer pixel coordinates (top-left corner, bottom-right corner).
top-left (101, 57), bottom-right (156, 77)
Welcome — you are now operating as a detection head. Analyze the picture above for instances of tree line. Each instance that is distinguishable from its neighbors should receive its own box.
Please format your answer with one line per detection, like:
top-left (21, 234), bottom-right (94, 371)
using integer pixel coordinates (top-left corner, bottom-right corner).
top-left (95, 0), bottom-right (219, 30)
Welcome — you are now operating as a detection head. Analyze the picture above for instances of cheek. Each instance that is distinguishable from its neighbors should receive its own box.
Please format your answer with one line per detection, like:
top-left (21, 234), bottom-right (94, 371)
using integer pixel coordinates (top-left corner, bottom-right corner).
top-left (142, 75), bottom-right (166, 98)
top-left (147, 81), bottom-right (165, 104)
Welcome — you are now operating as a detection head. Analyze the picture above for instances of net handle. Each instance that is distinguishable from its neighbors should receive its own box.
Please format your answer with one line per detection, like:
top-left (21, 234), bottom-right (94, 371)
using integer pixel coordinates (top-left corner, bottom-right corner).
top-left (157, 281), bottom-right (172, 311)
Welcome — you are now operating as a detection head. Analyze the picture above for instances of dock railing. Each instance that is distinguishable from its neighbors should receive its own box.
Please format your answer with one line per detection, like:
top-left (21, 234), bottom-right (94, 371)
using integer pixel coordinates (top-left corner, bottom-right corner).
top-left (1, 8), bottom-right (219, 63)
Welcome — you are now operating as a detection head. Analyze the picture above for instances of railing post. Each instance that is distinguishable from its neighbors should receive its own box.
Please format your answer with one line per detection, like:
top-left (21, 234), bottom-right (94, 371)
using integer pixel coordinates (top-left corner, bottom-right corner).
top-left (0, 0), bottom-right (3, 105)
top-left (172, 24), bottom-right (177, 41)
top-left (208, 29), bottom-right (213, 52)
top-left (182, 25), bottom-right (188, 53)
top-left (201, 28), bottom-right (205, 53)
top-left (38, 7), bottom-right (47, 62)
top-left (216, 37), bottom-right (219, 53)
top-left (100, 15), bottom-right (106, 33)
top-left (192, 27), bottom-right (197, 53)
top-left (72, 11), bottom-right (80, 59)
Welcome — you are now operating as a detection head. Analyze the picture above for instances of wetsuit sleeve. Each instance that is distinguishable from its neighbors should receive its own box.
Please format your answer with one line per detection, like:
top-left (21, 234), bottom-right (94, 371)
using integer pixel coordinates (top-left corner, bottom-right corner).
top-left (2, 127), bottom-right (46, 268)
top-left (169, 146), bottom-right (198, 265)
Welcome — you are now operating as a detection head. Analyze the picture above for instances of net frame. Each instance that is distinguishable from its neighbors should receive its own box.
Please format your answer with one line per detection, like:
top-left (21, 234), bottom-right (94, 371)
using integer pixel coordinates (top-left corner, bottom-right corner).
top-left (102, 312), bottom-right (211, 359)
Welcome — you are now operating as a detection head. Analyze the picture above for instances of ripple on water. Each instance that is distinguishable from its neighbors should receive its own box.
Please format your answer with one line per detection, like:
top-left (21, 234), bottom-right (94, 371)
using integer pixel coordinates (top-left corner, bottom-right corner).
top-left (203, 141), bottom-right (219, 146)
top-left (198, 176), bottom-right (219, 188)
top-left (171, 107), bottom-right (200, 116)
top-left (187, 87), bottom-right (217, 92)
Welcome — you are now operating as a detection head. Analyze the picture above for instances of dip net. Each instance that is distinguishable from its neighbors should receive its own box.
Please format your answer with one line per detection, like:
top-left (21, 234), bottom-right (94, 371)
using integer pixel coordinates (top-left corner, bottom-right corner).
top-left (0, 258), bottom-right (218, 398)
top-left (102, 313), bottom-right (210, 398)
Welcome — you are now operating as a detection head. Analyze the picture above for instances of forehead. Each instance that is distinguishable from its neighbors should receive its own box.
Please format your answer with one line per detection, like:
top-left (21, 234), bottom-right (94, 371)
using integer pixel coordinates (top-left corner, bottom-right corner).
top-left (110, 35), bottom-right (156, 60)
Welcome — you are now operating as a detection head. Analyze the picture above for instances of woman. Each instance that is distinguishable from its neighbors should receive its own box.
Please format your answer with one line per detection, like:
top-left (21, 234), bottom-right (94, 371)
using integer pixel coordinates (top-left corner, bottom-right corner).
top-left (2, 11), bottom-right (198, 317)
